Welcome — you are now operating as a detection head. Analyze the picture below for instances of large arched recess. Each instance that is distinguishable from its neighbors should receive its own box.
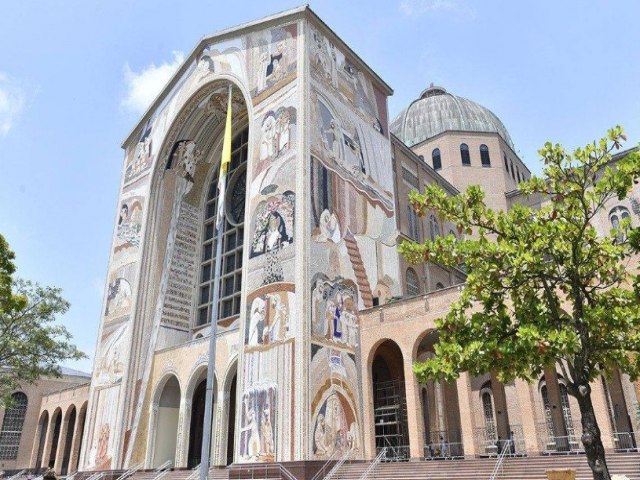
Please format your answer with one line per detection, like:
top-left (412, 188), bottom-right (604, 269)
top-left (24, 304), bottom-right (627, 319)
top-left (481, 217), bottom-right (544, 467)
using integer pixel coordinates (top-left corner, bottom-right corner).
top-left (368, 339), bottom-right (410, 459)
top-left (126, 76), bottom-right (252, 465)
top-left (185, 364), bottom-right (217, 469)
top-left (151, 374), bottom-right (182, 468)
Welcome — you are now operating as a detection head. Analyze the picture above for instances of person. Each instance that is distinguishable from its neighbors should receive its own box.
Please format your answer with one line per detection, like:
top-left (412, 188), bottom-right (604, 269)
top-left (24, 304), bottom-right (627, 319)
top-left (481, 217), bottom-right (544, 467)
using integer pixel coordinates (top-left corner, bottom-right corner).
top-left (509, 430), bottom-right (515, 454)
top-left (439, 436), bottom-right (448, 458)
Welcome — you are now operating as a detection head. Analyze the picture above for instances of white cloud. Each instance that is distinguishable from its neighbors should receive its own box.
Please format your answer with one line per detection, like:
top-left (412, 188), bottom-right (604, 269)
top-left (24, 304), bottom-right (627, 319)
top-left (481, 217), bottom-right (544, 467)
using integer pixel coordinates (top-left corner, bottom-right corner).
top-left (0, 73), bottom-right (26, 137)
top-left (121, 51), bottom-right (185, 114)
top-left (399, 0), bottom-right (472, 17)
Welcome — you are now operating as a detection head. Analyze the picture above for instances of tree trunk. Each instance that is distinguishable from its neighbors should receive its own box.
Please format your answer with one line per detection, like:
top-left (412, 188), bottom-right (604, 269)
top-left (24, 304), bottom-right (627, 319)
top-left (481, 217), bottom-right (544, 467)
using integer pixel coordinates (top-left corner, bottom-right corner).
top-left (575, 384), bottom-right (611, 480)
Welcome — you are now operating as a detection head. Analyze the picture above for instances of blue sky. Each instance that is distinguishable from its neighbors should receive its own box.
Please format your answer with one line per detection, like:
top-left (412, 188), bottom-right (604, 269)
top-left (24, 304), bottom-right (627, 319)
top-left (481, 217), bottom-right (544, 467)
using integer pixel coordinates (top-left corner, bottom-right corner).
top-left (1, 0), bottom-right (639, 373)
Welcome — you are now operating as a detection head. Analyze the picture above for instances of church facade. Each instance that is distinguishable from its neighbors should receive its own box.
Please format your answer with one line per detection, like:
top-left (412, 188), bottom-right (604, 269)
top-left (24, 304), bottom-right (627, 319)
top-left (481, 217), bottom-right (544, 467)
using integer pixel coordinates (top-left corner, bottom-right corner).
top-left (2, 6), bottom-right (640, 477)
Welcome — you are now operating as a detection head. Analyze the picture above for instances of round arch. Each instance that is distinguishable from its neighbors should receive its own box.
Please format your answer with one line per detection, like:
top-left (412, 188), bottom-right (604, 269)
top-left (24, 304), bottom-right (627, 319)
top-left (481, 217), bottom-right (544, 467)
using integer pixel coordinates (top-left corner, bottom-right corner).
top-left (149, 374), bottom-right (181, 468)
top-left (60, 405), bottom-right (77, 475)
top-left (34, 410), bottom-right (50, 469)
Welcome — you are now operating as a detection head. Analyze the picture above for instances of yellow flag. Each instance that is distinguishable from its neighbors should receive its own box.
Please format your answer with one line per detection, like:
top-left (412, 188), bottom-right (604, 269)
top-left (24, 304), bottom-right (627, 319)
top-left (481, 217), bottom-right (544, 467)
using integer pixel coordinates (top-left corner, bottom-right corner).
top-left (220, 86), bottom-right (233, 178)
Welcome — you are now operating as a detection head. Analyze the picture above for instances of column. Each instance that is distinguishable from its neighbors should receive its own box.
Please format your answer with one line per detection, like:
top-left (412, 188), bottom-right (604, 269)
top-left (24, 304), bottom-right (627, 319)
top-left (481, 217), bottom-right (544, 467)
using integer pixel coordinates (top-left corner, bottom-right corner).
top-left (361, 367), bottom-right (376, 460)
top-left (175, 397), bottom-right (191, 468)
top-left (68, 409), bottom-right (86, 474)
top-left (145, 404), bottom-right (158, 468)
top-left (456, 372), bottom-right (476, 457)
top-left (41, 415), bottom-right (57, 469)
top-left (590, 379), bottom-right (614, 450)
top-left (514, 379), bottom-right (540, 454)
top-left (403, 358), bottom-right (425, 459)
top-left (53, 416), bottom-right (71, 473)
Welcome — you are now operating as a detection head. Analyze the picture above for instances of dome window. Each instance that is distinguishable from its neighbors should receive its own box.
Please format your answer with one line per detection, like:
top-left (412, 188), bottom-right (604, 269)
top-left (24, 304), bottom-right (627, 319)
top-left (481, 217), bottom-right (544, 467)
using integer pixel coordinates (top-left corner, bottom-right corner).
top-left (460, 143), bottom-right (471, 166)
top-left (432, 148), bottom-right (442, 170)
top-left (480, 144), bottom-right (491, 167)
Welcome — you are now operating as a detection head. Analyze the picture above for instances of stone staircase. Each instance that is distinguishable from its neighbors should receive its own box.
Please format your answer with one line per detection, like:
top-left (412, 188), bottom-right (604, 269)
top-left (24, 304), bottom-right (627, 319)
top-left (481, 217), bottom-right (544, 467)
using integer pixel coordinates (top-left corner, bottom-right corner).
top-left (331, 453), bottom-right (640, 479)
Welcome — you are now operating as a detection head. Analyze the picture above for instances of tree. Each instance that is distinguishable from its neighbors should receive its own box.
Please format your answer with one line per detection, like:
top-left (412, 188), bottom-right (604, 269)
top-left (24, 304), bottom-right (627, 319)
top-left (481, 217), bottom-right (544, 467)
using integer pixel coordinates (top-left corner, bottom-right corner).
top-left (399, 127), bottom-right (640, 480)
top-left (0, 233), bottom-right (85, 407)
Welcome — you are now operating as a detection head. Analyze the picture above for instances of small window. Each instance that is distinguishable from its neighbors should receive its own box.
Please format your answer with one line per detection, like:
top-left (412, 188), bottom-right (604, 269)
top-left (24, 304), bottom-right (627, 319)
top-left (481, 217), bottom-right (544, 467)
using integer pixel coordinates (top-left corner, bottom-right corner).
top-left (480, 144), bottom-right (491, 167)
top-left (503, 153), bottom-right (509, 172)
top-left (432, 148), bottom-right (442, 170)
top-left (460, 143), bottom-right (471, 166)
top-left (429, 214), bottom-right (440, 241)
top-left (407, 205), bottom-right (420, 240)
top-left (516, 167), bottom-right (521, 183)
top-left (510, 160), bottom-right (515, 180)
top-left (435, 282), bottom-right (445, 290)
top-left (406, 268), bottom-right (420, 297)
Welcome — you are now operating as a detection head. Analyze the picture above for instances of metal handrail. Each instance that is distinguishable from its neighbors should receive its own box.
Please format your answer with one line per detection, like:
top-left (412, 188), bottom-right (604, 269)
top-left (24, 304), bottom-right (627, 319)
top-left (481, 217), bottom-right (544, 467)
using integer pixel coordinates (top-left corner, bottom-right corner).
top-left (185, 464), bottom-right (201, 480)
top-left (310, 450), bottom-right (340, 480)
top-left (359, 448), bottom-right (386, 480)
top-left (116, 463), bottom-right (142, 480)
top-left (489, 440), bottom-right (511, 480)
top-left (85, 472), bottom-right (105, 480)
top-left (153, 460), bottom-right (173, 480)
top-left (7, 470), bottom-right (26, 480)
top-left (323, 449), bottom-right (352, 480)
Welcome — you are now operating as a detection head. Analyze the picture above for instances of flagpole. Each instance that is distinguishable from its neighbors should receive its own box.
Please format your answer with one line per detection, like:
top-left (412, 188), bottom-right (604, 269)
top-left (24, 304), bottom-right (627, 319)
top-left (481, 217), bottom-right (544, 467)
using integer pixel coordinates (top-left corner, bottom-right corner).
top-left (200, 84), bottom-right (233, 480)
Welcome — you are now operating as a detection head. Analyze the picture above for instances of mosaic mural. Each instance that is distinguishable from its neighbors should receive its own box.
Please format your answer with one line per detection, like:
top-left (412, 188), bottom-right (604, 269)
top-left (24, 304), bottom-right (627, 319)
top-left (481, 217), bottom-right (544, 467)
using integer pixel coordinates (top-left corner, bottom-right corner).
top-left (309, 346), bottom-right (361, 459)
top-left (245, 283), bottom-right (295, 347)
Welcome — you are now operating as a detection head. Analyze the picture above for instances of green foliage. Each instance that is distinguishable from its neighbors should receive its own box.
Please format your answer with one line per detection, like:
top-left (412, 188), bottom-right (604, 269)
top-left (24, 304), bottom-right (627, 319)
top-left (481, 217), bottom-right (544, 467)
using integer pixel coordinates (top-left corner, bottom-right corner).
top-left (399, 126), bottom-right (640, 393)
top-left (0, 234), bottom-right (85, 407)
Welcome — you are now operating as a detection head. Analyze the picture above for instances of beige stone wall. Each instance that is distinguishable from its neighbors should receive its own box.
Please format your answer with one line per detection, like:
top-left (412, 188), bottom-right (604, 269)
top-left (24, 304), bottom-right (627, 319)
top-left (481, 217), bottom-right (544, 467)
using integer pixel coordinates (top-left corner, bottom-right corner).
top-left (130, 330), bottom-right (240, 469)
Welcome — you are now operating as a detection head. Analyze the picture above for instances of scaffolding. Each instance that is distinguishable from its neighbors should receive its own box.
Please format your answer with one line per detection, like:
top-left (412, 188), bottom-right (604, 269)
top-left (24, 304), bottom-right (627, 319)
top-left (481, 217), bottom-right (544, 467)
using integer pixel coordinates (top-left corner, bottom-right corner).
top-left (373, 379), bottom-right (410, 461)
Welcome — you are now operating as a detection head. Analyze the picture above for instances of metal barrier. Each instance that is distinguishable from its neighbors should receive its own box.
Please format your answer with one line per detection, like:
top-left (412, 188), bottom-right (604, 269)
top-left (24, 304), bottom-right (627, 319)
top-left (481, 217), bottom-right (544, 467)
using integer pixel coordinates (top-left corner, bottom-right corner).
top-left (423, 441), bottom-right (464, 459)
top-left (376, 445), bottom-right (409, 462)
top-left (612, 432), bottom-right (638, 452)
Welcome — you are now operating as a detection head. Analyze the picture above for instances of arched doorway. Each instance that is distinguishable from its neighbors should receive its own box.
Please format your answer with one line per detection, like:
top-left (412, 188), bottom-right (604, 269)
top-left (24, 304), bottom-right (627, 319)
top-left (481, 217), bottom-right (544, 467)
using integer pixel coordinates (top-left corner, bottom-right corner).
top-left (152, 376), bottom-right (181, 468)
top-left (187, 378), bottom-right (214, 468)
top-left (34, 411), bottom-right (49, 469)
top-left (72, 403), bottom-right (88, 473)
top-left (48, 409), bottom-right (62, 468)
top-left (415, 332), bottom-right (463, 458)
top-left (60, 406), bottom-right (76, 475)
top-left (371, 340), bottom-right (410, 460)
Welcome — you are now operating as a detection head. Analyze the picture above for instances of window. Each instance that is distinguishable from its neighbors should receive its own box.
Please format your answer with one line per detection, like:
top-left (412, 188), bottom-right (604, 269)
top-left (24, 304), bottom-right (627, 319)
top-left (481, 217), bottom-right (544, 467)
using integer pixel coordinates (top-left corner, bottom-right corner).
top-left (460, 143), bottom-right (470, 166)
top-left (432, 148), bottom-right (442, 170)
top-left (401, 166), bottom-right (419, 188)
top-left (610, 206), bottom-right (631, 243)
top-left (503, 153), bottom-right (509, 173)
top-left (429, 214), bottom-right (440, 241)
top-left (407, 205), bottom-right (420, 240)
top-left (480, 144), bottom-right (491, 167)
top-left (435, 282), bottom-right (445, 290)
top-left (406, 268), bottom-right (420, 297)
top-left (197, 127), bottom-right (248, 326)
top-left (481, 391), bottom-right (497, 441)
top-left (516, 167), bottom-right (521, 183)
top-left (0, 392), bottom-right (28, 460)
top-left (510, 160), bottom-right (515, 180)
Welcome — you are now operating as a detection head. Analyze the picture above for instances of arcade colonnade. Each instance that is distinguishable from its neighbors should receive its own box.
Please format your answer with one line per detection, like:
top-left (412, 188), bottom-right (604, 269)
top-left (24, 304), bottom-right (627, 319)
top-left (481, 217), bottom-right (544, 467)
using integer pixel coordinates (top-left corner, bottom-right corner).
top-left (359, 287), bottom-right (640, 460)
top-left (30, 385), bottom-right (89, 474)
